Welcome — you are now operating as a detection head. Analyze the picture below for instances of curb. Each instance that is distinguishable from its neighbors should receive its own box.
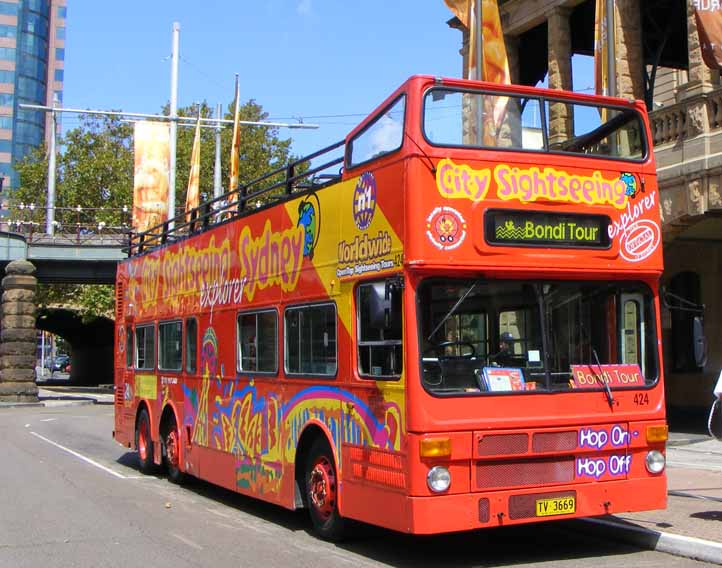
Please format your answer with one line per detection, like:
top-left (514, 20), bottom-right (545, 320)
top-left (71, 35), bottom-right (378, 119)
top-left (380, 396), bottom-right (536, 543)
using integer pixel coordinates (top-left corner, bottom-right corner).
top-left (578, 517), bottom-right (722, 565)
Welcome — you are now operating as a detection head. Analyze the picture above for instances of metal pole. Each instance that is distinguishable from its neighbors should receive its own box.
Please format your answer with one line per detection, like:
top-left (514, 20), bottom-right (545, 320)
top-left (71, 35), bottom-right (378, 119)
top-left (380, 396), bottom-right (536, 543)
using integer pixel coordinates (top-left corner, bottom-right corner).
top-left (605, 0), bottom-right (616, 97)
top-left (475, 0), bottom-right (483, 81)
top-left (46, 94), bottom-right (57, 235)
top-left (214, 102), bottom-right (222, 199)
top-left (168, 22), bottom-right (180, 226)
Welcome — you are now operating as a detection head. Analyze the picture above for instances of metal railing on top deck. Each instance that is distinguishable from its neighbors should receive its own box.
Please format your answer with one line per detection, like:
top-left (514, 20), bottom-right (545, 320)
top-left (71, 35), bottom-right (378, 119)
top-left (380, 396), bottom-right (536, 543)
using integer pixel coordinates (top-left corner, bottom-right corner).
top-left (128, 139), bottom-right (345, 257)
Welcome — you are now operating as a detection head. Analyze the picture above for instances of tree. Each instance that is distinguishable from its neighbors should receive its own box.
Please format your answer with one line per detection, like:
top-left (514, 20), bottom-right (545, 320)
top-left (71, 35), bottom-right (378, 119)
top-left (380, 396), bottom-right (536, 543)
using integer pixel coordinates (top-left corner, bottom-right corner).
top-left (11, 98), bottom-right (297, 319)
top-left (171, 99), bottom-right (295, 213)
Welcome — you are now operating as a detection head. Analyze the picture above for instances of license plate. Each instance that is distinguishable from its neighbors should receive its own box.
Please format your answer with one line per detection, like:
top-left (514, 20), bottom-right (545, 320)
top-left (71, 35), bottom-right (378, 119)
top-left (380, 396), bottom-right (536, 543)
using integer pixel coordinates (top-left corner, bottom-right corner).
top-left (535, 496), bottom-right (576, 517)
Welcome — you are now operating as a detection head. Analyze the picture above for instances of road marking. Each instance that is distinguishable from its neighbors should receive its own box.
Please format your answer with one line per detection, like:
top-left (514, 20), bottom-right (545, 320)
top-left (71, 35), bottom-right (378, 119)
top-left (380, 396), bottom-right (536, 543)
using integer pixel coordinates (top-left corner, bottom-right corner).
top-left (40, 418), bottom-right (57, 422)
top-left (30, 431), bottom-right (127, 479)
top-left (170, 532), bottom-right (203, 551)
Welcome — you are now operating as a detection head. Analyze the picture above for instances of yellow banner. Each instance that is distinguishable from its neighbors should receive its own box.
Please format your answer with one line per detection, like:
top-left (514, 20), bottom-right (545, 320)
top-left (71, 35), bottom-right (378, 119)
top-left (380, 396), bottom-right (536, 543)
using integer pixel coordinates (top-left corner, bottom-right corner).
top-left (185, 114), bottom-right (201, 222)
top-left (133, 121), bottom-right (170, 233)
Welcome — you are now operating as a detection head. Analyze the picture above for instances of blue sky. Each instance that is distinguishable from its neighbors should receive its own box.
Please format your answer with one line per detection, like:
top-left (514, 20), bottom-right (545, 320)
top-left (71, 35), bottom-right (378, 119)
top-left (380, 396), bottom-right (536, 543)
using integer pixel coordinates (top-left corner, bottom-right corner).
top-left (62, 1), bottom-right (467, 157)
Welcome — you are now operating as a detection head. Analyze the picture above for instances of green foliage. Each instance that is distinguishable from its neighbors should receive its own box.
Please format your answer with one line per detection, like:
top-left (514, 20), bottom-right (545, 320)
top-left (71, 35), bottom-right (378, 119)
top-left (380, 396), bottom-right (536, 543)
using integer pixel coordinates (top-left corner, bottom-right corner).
top-left (12, 97), bottom-right (299, 320)
top-left (36, 283), bottom-right (115, 322)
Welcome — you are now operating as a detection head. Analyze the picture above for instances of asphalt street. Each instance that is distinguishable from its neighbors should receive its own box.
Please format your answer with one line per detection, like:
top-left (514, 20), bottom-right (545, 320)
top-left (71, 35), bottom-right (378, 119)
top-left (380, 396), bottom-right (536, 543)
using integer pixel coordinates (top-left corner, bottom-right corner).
top-left (0, 405), bottom-right (711, 568)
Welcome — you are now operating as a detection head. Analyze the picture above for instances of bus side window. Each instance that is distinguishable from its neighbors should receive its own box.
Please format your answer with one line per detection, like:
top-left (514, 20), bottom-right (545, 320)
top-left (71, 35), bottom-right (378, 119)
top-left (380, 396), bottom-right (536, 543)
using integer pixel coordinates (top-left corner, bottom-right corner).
top-left (357, 281), bottom-right (402, 378)
top-left (159, 321), bottom-right (183, 371)
top-left (237, 310), bottom-right (278, 374)
top-left (135, 324), bottom-right (156, 370)
top-left (125, 326), bottom-right (133, 368)
top-left (185, 318), bottom-right (197, 374)
top-left (285, 303), bottom-right (337, 376)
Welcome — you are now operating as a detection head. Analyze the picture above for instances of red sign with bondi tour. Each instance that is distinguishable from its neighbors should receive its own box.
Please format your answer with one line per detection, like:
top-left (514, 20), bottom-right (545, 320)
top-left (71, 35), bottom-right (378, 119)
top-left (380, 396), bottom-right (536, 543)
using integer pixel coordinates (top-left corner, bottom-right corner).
top-left (571, 364), bottom-right (644, 388)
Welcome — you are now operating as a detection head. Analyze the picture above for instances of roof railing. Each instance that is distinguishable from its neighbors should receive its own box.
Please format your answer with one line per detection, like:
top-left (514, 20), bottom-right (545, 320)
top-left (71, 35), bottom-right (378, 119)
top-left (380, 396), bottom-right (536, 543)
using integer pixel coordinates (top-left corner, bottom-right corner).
top-left (128, 139), bottom-right (345, 256)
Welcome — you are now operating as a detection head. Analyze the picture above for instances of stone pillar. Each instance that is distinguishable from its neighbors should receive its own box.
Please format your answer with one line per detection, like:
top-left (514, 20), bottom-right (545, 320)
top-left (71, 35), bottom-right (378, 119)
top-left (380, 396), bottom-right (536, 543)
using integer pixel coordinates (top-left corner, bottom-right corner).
top-left (685, 2), bottom-right (716, 92)
top-left (0, 260), bottom-right (38, 402)
top-left (616, 0), bottom-right (645, 102)
top-left (547, 7), bottom-right (573, 144)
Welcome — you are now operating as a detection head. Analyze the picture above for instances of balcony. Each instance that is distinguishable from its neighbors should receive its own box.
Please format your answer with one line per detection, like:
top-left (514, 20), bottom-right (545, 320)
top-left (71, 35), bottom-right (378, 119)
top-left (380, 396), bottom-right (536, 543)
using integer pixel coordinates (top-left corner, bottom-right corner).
top-left (648, 86), bottom-right (722, 241)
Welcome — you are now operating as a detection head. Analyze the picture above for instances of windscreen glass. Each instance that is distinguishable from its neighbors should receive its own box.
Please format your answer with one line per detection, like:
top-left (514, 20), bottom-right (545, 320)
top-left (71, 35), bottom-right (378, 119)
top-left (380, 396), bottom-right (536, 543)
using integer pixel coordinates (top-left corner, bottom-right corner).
top-left (423, 88), bottom-right (646, 160)
top-left (418, 278), bottom-right (658, 396)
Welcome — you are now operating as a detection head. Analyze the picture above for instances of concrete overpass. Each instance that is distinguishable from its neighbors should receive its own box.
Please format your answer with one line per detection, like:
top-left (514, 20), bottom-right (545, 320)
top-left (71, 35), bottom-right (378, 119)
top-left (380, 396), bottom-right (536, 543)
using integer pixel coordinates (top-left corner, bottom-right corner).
top-left (0, 232), bottom-right (126, 396)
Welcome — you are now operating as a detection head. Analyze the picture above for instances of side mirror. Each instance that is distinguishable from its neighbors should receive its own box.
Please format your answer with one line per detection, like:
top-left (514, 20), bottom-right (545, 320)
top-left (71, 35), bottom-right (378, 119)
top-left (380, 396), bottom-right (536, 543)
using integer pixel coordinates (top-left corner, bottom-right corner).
top-left (693, 316), bottom-right (707, 369)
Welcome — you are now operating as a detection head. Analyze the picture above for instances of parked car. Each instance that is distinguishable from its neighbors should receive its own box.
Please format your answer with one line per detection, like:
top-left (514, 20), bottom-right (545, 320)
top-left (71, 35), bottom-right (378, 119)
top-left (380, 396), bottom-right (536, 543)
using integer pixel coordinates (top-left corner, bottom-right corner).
top-left (52, 355), bottom-right (70, 372)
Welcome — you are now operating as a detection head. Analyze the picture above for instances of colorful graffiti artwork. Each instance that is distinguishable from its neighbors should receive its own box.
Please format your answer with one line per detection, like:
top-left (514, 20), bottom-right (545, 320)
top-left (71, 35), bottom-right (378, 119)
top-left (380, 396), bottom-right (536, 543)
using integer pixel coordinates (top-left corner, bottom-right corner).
top-left (181, 326), bottom-right (403, 496)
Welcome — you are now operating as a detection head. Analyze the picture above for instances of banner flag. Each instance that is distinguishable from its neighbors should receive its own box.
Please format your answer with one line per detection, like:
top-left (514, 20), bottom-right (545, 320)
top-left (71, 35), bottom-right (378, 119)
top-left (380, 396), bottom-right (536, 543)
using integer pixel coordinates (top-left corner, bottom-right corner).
top-left (185, 110), bottom-right (201, 222)
top-left (228, 74), bottom-right (241, 205)
top-left (443, 0), bottom-right (511, 144)
top-left (132, 121), bottom-right (170, 233)
top-left (695, 2), bottom-right (722, 70)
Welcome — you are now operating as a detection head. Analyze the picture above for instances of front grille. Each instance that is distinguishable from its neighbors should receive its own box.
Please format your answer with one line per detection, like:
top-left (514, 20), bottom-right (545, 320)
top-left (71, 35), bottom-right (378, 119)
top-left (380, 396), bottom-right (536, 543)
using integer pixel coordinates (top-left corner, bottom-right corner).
top-left (477, 433), bottom-right (529, 456)
top-left (476, 457), bottom-right (575, 489)
top-left (532, 430), bottom-right (578, 453)
top-left (509, 490), bottom-right (576, 520)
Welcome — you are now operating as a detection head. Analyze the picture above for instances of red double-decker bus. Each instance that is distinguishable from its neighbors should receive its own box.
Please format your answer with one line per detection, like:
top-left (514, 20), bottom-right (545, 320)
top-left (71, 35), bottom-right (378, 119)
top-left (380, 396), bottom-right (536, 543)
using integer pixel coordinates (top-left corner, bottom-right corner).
top-left (114, 75), bottom-right (667, 540)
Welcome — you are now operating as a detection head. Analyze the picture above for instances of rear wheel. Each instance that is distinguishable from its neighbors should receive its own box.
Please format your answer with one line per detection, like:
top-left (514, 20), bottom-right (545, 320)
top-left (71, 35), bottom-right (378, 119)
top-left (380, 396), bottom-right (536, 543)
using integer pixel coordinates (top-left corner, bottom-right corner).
top-left (162, 415), bottom-right (185, 484)
top-left (305, 438), bottom-right (346, 541)
top-left (135, 408), bottom-right (155, 474)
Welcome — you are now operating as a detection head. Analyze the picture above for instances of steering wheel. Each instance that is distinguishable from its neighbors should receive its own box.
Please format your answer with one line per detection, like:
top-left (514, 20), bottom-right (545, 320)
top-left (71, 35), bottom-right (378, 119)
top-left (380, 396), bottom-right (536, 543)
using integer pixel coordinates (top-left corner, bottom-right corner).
top-left (423, 340), bottom-right (476, 359)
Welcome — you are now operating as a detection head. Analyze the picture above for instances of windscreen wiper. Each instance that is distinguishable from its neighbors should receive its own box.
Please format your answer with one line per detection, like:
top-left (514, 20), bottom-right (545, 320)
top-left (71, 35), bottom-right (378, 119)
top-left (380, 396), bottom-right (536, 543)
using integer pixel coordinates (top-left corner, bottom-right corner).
top-left (427, 279), bottom-right (482, 342)
top-left (592, 347), bottom-right (615, 409)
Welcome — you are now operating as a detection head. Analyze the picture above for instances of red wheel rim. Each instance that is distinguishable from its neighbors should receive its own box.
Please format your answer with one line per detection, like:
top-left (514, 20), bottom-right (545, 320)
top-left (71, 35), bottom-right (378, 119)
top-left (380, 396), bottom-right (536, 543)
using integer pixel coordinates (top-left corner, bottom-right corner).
top-left (138, 418), bottom-right (149, 462)
top-left (309, 456), bottom-right (336, 520)
top-left (166, 428), bottom-right (180, 469)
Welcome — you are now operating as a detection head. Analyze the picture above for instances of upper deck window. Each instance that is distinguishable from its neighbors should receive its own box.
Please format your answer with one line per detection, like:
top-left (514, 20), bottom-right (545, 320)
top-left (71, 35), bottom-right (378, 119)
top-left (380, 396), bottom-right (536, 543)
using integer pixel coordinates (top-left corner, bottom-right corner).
top-left (348, 95), bottom-right (406, 168)
top-left (423, 87), bottom-right (646, 161)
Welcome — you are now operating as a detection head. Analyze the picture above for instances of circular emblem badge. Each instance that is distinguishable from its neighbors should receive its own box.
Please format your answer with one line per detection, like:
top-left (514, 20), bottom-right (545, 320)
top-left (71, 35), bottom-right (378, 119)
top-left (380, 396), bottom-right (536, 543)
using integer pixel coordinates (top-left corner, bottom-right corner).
top-left (352, 172), bottom-right (377, 230)
top-left (426, 206), bottom-right (467, 251)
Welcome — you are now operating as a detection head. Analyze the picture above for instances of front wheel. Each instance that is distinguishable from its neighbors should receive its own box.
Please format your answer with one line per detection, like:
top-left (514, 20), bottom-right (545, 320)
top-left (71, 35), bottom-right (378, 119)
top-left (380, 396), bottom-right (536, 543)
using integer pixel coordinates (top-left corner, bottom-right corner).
top-left (305, 438), bottom-right (346, 541)
top-left (135, 408), bottom-right (156, 474)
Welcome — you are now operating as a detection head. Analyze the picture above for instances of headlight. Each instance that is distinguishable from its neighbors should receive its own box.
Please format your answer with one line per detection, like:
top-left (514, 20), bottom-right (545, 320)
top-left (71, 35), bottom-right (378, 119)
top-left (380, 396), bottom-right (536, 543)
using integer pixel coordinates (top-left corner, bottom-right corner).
top-left (427, 466), bottom-right (451, 492)
top-left (645, 450), bottom-right (665, 474)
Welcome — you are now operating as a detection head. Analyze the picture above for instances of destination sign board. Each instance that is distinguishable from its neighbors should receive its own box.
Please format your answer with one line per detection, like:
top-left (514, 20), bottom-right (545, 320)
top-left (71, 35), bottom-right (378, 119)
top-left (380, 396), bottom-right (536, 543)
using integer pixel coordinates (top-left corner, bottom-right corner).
top-left (485, 210), bottom-right (610, 248)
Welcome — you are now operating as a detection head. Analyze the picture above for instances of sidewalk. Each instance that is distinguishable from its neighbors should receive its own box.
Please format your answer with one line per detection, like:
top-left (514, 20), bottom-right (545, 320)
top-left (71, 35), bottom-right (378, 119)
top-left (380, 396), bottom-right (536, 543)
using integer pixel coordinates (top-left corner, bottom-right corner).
top-left (581, 431), bottom-right (722, 565)
top-left (38, 385), bottom-right (114, 406)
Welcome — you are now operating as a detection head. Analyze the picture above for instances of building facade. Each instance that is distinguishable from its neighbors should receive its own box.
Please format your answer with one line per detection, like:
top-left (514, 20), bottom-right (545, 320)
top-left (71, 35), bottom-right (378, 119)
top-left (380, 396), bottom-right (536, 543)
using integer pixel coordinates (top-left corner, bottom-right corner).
top-left (0, 0), bottom-right (65, 197)
top-left (450, 0), bottom-right (721, 421)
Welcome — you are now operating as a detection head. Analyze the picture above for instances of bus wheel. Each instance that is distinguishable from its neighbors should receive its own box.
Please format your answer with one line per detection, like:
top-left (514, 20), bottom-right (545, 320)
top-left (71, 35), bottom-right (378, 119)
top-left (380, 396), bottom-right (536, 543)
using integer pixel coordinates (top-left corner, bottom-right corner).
top-left (305, 438), bottom-right (346, 541)
top-left (162, 416), bottom-right (185, 484)
top-left (135, 408), bottom-right (155, 474)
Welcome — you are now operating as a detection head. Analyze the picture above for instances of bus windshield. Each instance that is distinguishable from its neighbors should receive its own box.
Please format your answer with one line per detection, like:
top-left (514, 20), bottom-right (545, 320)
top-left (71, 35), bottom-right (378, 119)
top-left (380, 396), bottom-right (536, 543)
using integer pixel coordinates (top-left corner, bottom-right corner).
top-left (423, 87), bottom-right (646, 160)
top-left (418, 278), bottom-right (658, 395)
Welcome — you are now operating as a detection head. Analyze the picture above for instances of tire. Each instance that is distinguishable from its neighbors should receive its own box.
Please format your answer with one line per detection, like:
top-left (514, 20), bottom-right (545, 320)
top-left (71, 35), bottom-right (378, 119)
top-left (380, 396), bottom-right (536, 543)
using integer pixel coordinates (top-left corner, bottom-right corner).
top-left (135, 408), bottom-right (156, 474)
top-left (162, 415), bottom-right (185, 484)
top-left (305, 438), bottom-right (346, 541)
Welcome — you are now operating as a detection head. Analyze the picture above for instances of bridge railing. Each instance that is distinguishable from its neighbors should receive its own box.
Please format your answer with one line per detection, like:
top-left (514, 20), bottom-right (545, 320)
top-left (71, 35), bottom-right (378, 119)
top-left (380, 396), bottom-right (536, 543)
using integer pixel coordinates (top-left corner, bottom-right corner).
top-left (2, 205), bottom-right (131, 246)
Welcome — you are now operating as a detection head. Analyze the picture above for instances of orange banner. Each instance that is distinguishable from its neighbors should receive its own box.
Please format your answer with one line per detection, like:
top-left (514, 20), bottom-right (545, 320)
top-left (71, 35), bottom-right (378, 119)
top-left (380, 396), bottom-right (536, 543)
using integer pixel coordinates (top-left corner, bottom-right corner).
top-left (444, 0), bottom-right (510, 145)
top-left (133, 121), bottom-right (170, 233)
top-left (185, 113), bottom-right (201, 222)
top-left (228, 75), bottom-right (241, 204)
top-left (695, 3), bottom-right (722, 70)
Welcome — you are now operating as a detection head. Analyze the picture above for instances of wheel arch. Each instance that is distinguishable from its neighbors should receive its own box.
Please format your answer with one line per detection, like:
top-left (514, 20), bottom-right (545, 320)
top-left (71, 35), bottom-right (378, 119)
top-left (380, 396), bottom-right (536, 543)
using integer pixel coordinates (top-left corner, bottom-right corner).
top-left (293, 420), bottom-right (339, 510)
